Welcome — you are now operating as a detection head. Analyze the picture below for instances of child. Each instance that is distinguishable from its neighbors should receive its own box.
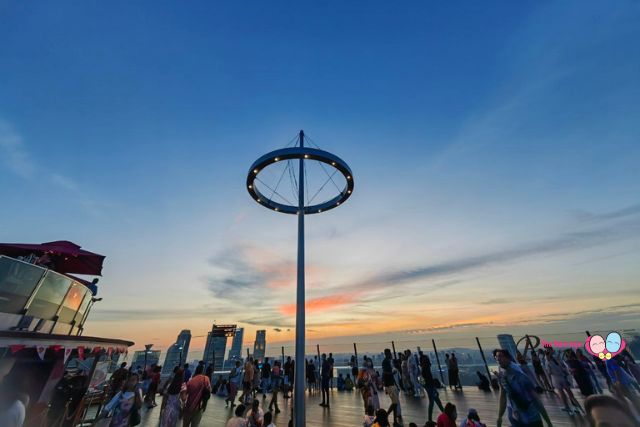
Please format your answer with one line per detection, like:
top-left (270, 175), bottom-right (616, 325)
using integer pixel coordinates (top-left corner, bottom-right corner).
top-left (363, 404), bottom-right (376, 427)
top-left (264, 411), bottom-right (276, 427)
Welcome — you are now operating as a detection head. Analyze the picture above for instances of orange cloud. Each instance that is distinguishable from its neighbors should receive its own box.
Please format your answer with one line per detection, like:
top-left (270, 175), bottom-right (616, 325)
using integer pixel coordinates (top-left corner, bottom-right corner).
top-left (279, 292), bottom-right (360, 316)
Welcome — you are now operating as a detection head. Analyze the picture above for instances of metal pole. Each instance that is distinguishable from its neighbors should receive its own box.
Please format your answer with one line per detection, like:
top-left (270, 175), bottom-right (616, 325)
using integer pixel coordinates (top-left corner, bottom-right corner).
top-left (391, 341), bottom-right (397, 359)
top-left (432, 339), bottom-right (445, 385)
top-left (316, 344), bottom-right (321, 361)
top-left (77, 299), bottom-right (95, 336)
top-left (294, 129), bottom-right (306, 427)
top-left (68, 292), bottom-right (89, 336)
top-left (475, 337), bottom-right (492, 383)
top-left (282, 346), bottom-right (285, 366)
top-left (353, 343), bottom-right (359, 367)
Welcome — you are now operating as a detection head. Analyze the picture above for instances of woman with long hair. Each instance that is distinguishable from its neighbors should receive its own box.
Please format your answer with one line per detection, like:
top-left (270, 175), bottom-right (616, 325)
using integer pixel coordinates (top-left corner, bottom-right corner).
top-left (268, 360), bottom-right (282, 414)
top-left (436, 402), bottom-right (457, 427)
top-left (545, 350), bottom-right (583, 415)
top-left (226, 360), bottom-right (242, 407)
top-left (160, 368), bottom-right (185, 427)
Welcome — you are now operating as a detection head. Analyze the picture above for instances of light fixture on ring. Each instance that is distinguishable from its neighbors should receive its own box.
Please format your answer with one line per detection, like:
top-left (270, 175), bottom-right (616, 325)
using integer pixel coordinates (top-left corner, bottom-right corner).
top-left (246, 130), bottom-right (353, 427)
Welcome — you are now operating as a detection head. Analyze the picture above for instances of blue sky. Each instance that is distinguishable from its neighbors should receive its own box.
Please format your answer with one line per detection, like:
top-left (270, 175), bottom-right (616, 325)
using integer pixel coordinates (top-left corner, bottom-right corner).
top-left (1, 1), bottom-right (639, 355)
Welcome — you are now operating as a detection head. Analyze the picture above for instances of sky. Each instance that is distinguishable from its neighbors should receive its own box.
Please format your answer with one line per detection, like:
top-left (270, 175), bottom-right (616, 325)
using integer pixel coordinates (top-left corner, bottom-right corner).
top-left (1, 1), bottom-right (639, 359)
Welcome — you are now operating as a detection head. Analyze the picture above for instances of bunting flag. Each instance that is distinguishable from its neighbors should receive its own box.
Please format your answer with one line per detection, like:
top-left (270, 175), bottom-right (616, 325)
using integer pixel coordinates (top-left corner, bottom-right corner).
top-left (77, 346), bottom-right (85, 360)
top-left (9, 345), bottom-right (25, 354)
top-left (107, 347), bottom-right (113, 358)
top-left (36, 345), bottom-right (47, 361)
top-left (93, 346), bottom-right (102, 354)
top-left (64, 347), bottom-right (73, 364)
top-left (51, 345), bottom-right (62, 352)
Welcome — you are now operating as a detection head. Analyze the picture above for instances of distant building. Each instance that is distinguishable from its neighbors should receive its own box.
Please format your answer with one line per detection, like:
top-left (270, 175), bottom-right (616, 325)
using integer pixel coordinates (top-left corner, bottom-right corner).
top-left (131, 350), bottom-right (161, 371)
top-left (162, 329), bottom-right (191, 375)
top-left (497, 334), bottom-right (518, 359)
top-left (202, 332), bottom-right (222, 370)
top-left (253, 330), bottom-right (266, 362)
top-left (228, 327), bottom-right (244, 363)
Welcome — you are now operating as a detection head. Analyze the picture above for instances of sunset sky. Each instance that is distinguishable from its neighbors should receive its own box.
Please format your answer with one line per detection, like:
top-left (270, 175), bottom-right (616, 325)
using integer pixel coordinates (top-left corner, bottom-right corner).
top-left (2, 1), bottom-right (639, 359)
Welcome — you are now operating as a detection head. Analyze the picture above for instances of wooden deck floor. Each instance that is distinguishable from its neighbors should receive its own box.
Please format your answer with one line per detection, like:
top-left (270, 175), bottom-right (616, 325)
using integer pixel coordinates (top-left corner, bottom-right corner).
top-left (138, 386), bottom-right (592, 426)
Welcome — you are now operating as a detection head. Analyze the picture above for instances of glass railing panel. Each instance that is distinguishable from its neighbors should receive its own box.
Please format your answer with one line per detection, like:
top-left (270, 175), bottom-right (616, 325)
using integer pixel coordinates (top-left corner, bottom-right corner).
top-left (0, 256), bottom-right (46, 313)
top-left (27, 270), bottom-right (72, 320)
top-left (58, 282), bottom-right (89, 324)
top-left (74, 293), bottom-right (92, 325)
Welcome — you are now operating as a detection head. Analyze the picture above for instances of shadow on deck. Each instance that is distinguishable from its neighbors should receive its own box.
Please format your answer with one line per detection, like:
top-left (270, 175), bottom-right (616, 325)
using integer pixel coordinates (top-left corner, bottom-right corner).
top-left (139, 387), bottom-right (591, 426)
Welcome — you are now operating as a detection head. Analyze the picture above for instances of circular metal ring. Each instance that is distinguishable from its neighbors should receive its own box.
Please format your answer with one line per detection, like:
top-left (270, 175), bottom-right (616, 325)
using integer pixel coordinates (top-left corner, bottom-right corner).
top-left (247, 147), bottom-right (354, 215)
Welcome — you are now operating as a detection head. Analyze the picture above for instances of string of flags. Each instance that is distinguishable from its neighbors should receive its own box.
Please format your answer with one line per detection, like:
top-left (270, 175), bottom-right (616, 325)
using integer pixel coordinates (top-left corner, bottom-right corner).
top-left (8, 344), bottom-right (128, 362)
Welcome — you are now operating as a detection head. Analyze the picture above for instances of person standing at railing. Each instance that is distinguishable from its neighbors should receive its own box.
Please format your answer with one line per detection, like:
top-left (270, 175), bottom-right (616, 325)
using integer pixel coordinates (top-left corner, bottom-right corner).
top-left (450, 353), bottom-right (462, 391)
top-left (407, 350), bottom-right (423, 397)
top-left (400, 352), bottom-right (412, 395)
top-left (306, 359), bottom-right (316, 393)
top-left (283, 356), bottom-right (293, 398)
top-left (320, 353), bottom-right (331, 408)
top-left (328, 353), bottom-right (335, 390)
top-left (382, 349), bottom-right (403, 427)
top-left (420, 350), bottom-right (445, 425)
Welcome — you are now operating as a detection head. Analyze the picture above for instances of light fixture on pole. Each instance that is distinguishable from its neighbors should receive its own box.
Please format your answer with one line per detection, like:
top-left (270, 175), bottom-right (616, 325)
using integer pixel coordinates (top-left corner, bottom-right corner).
top-left (247, 130), bottom-right (353, 426)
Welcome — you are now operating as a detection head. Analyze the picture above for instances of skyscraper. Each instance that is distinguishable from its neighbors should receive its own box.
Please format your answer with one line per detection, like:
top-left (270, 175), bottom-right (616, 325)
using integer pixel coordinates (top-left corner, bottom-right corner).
top-left (253, 330), bottom-right (266, 362)
top-left (497, 334), bottom-right (518, 359)
top-left (203, 325), bottom-right (230, 371)
top-left (162, 329), bottom-right (191, 375)
top-left (228, 327), bottom-right (244, 363)
top-left (131, 350), bottom-right (161, 371)
top-left (201, 324), bottom-right (236, 371)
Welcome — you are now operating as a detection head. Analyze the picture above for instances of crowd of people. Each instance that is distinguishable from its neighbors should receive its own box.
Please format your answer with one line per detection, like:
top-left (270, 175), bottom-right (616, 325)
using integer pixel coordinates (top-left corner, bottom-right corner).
top-left (87, 343), bottom-right (640, 427)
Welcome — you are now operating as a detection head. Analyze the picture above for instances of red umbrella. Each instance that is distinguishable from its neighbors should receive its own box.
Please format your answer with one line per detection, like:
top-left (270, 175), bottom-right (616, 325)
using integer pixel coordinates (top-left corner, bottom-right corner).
top-left (0, 240), bottom-right (105, 276)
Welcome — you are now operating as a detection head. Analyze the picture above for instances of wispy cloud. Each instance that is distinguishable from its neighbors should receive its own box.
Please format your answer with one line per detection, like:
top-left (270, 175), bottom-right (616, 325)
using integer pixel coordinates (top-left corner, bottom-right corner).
top-left (91, 304), bottom-right (240, 321)
top-left (346, 208), bottom-right (640, 292)
top-left (402, 322), bottom-right (496, 334)
top-left (50, 172), bottom-right (79, 191)
top-left (203, 204), bottom-right (639, 331)
top-left (0, 118), bottom-right (111, 219)
top-left (279, 292), bottom-right (361, 316)
top-left (0, 119), bottom-right (36, 178)
top-left (572, 204), bottom-right (640, 223)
